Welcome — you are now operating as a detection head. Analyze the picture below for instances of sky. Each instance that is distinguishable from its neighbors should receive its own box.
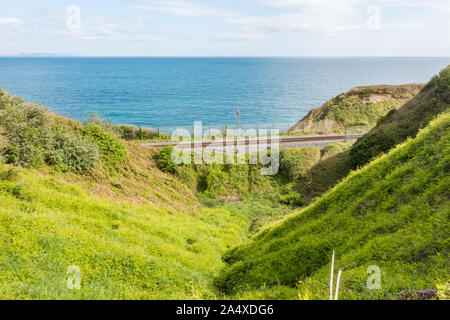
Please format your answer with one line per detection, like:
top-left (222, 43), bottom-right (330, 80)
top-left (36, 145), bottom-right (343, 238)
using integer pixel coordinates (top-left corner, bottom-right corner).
top-left (0, 0), bottom-right (449, 56)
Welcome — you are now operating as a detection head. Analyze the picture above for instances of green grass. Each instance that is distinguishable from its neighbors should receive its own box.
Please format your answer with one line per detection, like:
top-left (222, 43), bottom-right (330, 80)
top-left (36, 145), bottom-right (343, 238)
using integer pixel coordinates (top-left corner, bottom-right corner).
top-left (297, 141), bottom-right (354, 200)
top-left (0, 162), bottom-right (251, 299)
top-left (215, 112), bottom-right (450, 300)
top-left (0, 68), bottom-right (448, 300)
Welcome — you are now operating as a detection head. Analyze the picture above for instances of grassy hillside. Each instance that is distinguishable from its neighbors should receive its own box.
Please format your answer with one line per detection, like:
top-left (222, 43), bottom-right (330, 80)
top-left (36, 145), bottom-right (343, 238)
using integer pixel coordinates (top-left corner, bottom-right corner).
top-left (350, 65), bottom-right (450, 168)
top-left (297, 141), bottom-right (354, 201)
top-left (290, 84), bottom-right (423, 134)
top-left (0, 89), bottom-right (249, 299)
top-left (216, 112), bottom-right (450, 299)
top-left (0, 161), bottom-right (251, 299)
top-left (0, 88), bottom-right (303, 299)
top-left (0, 66), bottom-right (448, 300)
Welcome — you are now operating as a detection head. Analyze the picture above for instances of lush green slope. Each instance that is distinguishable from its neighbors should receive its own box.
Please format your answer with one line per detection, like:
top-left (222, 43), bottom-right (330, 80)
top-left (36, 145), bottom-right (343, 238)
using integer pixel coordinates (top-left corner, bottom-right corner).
top-left (350, 65), bottom-right (450, 168)
top-left (297, 141), bottom-right (354, 201)
top-left (0, 161), bottom-right (252, 299)
top-left (216, 112), bottom-right (450, 299)
top-left (0, 88), bottom-right (299, 299)
top-left (1, 71), bottom-right (448, 300)
top-left (0, 89), bottom-right (249, 299)
top-left (290, 84), bottom-right (423, 134)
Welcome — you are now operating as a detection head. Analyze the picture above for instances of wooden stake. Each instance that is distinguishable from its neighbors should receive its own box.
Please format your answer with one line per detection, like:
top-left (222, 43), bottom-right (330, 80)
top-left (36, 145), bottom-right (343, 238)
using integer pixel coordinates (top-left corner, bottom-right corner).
top-left (330, 250), bottom-right (335, 300)
top-left (335, 269), bottom-right (342, 300)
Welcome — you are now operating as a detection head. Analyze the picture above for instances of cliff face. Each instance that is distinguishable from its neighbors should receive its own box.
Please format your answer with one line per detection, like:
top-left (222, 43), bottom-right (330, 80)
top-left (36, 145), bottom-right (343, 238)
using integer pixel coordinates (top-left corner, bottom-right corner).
top-left (290, 84), bottom-right (424, 134)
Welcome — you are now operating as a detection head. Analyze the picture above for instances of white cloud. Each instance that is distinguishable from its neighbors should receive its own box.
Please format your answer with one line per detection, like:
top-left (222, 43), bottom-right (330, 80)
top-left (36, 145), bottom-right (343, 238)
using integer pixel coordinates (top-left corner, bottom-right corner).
top-left (229, 0), bottom-right (446, 37)
top-left (0, 17), bottom-right (23, 26)
top-left (227, 0), bottom-right (363, 36)
top-left (378, 0), bottom-right (450, 12)
top-left (97, 24), bottom-right (117, 35)
top-left (212, 33), bottom-right (266, 41)
top-left (133, 0), bottom-right (235, 17)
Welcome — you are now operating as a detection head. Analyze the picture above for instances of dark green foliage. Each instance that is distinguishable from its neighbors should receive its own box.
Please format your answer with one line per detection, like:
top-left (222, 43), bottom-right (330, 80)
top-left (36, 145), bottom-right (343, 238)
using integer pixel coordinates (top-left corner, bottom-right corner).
top-left (48, 133), bottom-right (99, 174)
top-left (83, 124), bottom-right (128, 167)
top-left (350, 65), bottom-right (450, 168)
top-left (154, 146), bottom-right (178, 174)
top-left (204, 165), bottom-right (229, 197)
top-left (357, 91), bottom-right (371, 99)
top-left (116, 124), bottom-right (160, 140)
top-left (0, 91), bottom-right (102, 174)
top-left (177, 165), bottom-right (197, 189)
top-left (11, 183), bottom-right (24, 199)
top-left (279, 191), bottom-right (306, 206)
top-left (279, 148), bottom-right (321, 182)
top-left (0, 167), bottom-right (21, 181)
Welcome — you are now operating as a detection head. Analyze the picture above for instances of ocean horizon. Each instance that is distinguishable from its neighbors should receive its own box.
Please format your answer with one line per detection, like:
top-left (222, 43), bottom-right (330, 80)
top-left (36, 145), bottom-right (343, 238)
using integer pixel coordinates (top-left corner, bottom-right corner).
top-left (1, 57), bottom-right (449, 130)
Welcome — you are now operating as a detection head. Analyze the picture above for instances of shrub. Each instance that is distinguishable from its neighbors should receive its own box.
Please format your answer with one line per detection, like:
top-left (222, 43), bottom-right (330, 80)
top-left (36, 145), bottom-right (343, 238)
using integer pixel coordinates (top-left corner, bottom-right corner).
top-left (439, 66), bottom-right (450, 88)
top-left (48, 133), bottom-right (100, 174)
top-left (358, 91), bottom-right (371, 99)
top-left (83, 124), bottom-right (128, 167)
top-left (0, 103), bottom-right (53, 167)
top-left (0, 129), bottom-right (7, 151)
top-left (279, 148), bottom-right (321, 181)
top-left (137, 127), bottom-right (160, 140)
top-left (85, 113), bottom-right (160, 141)
top-left (154, 146), bottom-right (178, 174)
top-left (117, 125), bottom-right (159, 140)
top-left (279, 192), bottom-right (306, 206)
top-left (119, 125), bottom-right (139, 140)
top-left (205, 166), bottom-right (228, 197)
top-left (85, 113), bottom-right (123, 138)
top-left (0, 91), bottom-right (24, 110)
top-left (178, 165), bottom-right (197, 188)
top-left (0, 167), bottom-right (21, 181)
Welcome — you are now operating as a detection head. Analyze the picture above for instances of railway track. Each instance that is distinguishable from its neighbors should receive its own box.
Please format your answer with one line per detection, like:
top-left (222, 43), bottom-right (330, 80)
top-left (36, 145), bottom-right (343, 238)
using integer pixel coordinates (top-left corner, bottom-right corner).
top-left (141, 134), bottom-right (363, 149)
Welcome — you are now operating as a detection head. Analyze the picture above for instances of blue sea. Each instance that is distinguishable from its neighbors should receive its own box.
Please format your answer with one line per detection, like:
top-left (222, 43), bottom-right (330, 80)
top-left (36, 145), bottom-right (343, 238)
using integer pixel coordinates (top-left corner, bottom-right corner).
top-left (0, 57), bottom-right (449, 130)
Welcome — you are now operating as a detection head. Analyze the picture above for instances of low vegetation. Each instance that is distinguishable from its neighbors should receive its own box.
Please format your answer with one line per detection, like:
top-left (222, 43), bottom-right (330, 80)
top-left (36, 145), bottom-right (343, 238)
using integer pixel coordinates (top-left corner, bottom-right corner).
top-left (0, 66), bottom-right (448, 300)
top-left (290, 84), bottom-right (424, 134)
top-left (215, 112), bottom-right (450, 300)
top-left (85, 113), bottom-right (168, 141)
top-left (0, 161), bottom-right (248, 299)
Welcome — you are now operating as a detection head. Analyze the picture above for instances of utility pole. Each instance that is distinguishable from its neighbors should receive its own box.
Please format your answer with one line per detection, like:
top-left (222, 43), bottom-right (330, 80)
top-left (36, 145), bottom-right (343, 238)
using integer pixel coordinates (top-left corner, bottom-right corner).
top-left (233, 108), bottom-right (240, 130)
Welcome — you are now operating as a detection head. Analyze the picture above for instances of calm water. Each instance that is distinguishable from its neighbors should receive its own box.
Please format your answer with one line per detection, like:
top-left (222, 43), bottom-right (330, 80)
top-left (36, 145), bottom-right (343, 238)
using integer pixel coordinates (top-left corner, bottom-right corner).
top-left (0, 57), bottom-right (449, 128)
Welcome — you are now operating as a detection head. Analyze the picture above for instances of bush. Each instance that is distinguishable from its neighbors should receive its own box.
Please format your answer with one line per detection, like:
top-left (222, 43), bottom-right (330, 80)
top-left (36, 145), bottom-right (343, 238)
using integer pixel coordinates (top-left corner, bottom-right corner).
top-left (154, 146), bottom-right (178, 174)
top-left (137, 127), bottom-right (160, 140)
top-left (0, 167), bottom-right (21, 181)
top-left (0, 102), bottom-right (53, 167)
top-left (83, 124), bottom-right (128, 167)
top-left (439, 66), bottom-right (450, 88)
top-left (85, 113), bottom-right (160, 141)
top-left (279, 148), bottom-right (321, 181)
top-left (119, 125), bottom-right (139, 140)
top-left (205, 166), bottom-right (228, 198)
top-left (279, 192), bottom-right (306, 206)
top-left (117, 125), bottom-right (160, 140)
top-left (48, 133), bottom-right (99, 174)
top-left (0, 92), bottom-right (132, 174)
top-left (178, 165), bottom-right (197, 188)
